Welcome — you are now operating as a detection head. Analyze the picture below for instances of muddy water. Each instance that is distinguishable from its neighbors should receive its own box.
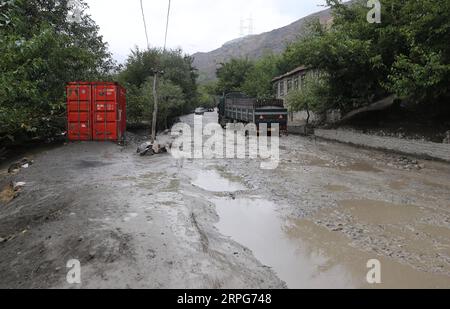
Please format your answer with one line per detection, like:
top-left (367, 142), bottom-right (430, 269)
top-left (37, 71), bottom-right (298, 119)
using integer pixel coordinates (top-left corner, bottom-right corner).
top-left (213, 197), bottom-right (450, 289)
top-left (325, 185), bottom-right (350, 193)
top-left (192, 170), bottom-right (246, 192)
top-left (213, 197), bottom-right (359, 288)
top-left (338, 199), bottom-right (425, 225)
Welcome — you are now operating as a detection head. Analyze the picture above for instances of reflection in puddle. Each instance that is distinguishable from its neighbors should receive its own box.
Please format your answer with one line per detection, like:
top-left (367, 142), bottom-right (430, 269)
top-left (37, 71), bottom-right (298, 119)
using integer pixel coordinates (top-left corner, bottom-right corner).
top-left (213, 197), bottom-right (359, 288)
top-left (214, 197), bottom-right (450, 288)
top-left (192, 170), bottom-right (246, 192)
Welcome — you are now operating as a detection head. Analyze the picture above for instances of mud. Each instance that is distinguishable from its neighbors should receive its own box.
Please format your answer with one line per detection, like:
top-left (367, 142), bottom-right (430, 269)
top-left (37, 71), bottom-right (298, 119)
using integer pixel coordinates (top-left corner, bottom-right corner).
top-left (0, 111), bottom-right (449, 288)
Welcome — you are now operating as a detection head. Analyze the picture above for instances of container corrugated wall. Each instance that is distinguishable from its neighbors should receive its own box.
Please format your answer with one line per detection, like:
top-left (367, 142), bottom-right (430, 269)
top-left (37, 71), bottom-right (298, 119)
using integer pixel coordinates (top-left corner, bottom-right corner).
top-left (66, 82), bottom-right (126, 142)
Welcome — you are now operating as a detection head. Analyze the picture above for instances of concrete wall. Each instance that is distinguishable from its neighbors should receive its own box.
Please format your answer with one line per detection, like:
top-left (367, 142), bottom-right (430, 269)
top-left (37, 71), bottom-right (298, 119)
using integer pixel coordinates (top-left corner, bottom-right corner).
top-left (315, 129), bottom-right (450, 162)
top-left (289, 111), bottom-right (320, 126)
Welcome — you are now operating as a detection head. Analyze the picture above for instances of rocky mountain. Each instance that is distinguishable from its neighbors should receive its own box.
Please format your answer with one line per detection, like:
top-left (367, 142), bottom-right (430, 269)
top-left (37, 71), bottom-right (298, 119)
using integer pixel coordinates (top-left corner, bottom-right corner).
top-left (192, 7), bottom-right (333, 83)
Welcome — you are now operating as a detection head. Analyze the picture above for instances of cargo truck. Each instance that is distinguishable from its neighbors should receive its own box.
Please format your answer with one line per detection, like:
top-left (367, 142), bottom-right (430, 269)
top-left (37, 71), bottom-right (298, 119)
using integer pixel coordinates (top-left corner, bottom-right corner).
top-left (218, 92), bottom-right (288, 133)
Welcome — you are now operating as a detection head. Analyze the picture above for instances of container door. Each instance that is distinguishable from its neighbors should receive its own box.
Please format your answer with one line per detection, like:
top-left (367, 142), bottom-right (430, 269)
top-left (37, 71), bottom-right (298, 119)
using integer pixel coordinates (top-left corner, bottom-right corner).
top-left (67, 84), bottom-right (92, 141)
top-left (92, 84), bottom-right (118, 141)
top-left (119, 86), bottom-right (127, 141)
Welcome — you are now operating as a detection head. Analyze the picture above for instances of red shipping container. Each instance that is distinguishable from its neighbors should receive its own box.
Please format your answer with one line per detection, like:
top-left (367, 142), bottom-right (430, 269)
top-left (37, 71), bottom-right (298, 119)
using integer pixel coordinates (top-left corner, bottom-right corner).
top-left (66, 82), bottom-right (126, 142)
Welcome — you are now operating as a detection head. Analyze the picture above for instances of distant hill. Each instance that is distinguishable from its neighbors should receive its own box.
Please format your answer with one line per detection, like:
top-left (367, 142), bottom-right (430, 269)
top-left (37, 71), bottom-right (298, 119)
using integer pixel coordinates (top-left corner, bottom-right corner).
top-left (192, 7), bottom-right (333, 83)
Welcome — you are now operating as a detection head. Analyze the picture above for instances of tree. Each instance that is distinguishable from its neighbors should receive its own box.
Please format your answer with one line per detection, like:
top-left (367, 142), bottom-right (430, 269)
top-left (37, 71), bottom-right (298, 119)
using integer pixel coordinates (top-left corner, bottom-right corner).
top-left (242, 54), bottom-right (281, 99)
top-left (278, 0), bottom-right (450, 114)
top-left (198, 81), bottom-right (218, 108)
top-left (285, 75), bottom-right (331, 126)
top-left (0, 0), bottom-right (114, 145)
top-left (141, 77), bottom-right (185, 130)
top-left (216, 58), bottom-right (254, 94)
top-left (118, 47), bottom-right (198, 129)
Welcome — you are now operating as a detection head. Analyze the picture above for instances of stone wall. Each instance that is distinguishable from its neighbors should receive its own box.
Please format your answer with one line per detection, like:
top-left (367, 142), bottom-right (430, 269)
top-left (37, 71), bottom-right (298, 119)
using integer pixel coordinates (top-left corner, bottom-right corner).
top-left (315, 129), bottom-right (450, 162)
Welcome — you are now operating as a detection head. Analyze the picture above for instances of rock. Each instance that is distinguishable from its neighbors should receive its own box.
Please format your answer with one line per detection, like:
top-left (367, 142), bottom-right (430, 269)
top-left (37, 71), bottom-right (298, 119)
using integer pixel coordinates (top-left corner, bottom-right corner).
top-left (0, 183), bottom-right (17, 204)
top-left (8, 158), bottom-right (34, 174)
top-left (12, 182), bottom-right (26, 191)
top-left (443, 131), bottom-right (450, 144)
top-left (88, 251), bottom-right (96, 261)
top-left (152, 143), bottom-right (163, 154)
top-left (137, 142), bottom-right (153, 156)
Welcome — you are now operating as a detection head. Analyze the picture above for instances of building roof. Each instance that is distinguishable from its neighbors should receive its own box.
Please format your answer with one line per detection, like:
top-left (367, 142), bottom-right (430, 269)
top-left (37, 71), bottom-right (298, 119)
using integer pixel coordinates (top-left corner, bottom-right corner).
top-left (272, 66), bottom-right (308, 83)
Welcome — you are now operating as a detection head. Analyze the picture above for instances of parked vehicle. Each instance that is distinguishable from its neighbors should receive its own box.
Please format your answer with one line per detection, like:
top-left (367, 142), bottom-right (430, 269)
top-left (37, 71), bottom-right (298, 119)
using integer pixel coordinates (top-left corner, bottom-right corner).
top-left (218, 92), bottom-right (288, 132)
top-left (194, 107), bottom-right (206, 115)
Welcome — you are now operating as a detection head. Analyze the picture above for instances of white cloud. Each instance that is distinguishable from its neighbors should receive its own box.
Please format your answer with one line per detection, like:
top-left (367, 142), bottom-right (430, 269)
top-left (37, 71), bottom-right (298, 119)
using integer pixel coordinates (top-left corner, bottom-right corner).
top-left (85, 0), bottom-right (326, 63)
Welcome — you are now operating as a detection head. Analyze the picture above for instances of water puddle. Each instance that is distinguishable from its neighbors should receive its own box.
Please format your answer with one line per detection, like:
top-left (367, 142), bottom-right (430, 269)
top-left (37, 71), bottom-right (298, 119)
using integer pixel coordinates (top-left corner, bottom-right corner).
top-left (338, 199), bottom-right (425, 225)
top-left (339, 162), bottom-right (381, 173)
top-left (213, 197), bottom-right (359, 288)
top-left (214, 197), bottom-right (450, 288)
top-left (325, 185), bottom-right (350, 193)
top-left (192, 170), bottom-right (246, 192)
top-left (123, 213), bottom-right (139, 222)
top-left (389, 180), bottom-right (409, 190)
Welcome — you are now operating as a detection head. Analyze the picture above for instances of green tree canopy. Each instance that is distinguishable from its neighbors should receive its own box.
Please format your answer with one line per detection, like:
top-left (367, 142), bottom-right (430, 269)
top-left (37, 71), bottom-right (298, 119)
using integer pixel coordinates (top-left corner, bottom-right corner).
top-left (242, 54), bottom-right (281, 99)
top-left (0, 0), bottom-right (114, 144)
top-left (279, 0), bottom-right (450, 112)
top-left (118, 47), bottom-right (198, 129)
top-left (216, 58), bottom-right (254, 94)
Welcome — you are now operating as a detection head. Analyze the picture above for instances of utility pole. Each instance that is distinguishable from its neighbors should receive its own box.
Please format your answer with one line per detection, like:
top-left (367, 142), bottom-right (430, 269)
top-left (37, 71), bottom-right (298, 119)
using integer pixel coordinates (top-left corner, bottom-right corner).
top-left (151, 71), bottom-right (158, 143)
top-left (150, 0), bottom-right (171, 143)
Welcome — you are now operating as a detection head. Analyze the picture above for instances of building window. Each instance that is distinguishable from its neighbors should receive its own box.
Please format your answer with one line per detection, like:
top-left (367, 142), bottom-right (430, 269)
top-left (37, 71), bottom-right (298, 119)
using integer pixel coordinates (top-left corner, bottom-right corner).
top-left (294, 77), bottom-right (299, 90)
top-left (279, 81), bottom-right (285, 97)
top-left (300, 74), bottom-right (306, 88)
top-left (287, 79), bottom-right (293, 93)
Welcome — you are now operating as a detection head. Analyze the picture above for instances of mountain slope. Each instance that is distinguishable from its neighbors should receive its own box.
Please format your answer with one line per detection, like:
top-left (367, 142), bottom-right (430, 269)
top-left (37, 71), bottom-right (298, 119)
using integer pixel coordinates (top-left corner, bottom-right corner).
top-left (193, 7), bottom-right (332, 83)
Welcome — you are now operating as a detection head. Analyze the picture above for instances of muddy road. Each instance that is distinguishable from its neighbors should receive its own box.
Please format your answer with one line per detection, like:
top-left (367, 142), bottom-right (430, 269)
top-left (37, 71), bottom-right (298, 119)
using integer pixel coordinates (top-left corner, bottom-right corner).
top-left (1, 112), bottom-right (450, 289)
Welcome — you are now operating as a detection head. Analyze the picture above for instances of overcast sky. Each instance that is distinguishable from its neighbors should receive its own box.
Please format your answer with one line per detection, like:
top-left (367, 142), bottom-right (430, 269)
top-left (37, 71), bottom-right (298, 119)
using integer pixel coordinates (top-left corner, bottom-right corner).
top-left (85, 0), bottom-right (327, 63)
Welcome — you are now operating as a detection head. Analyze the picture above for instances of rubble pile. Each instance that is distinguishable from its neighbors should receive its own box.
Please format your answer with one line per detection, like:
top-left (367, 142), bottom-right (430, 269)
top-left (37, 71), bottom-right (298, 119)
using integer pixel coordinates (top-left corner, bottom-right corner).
top-left (8, 158), bottom-right (34, 174)
top-left (385, 155), bottom-right (426, 171)
top-left (443, 131), bottom-right (450, 144)
top-left (137, 130), bottom-right (176, 157)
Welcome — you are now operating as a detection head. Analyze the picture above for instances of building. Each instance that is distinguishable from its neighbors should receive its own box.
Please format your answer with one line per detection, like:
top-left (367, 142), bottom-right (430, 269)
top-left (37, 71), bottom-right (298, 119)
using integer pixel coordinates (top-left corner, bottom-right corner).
top-left (272, 66), bottom-right (341, 127)
top-left (272, 66), bottom-right (321, 126)
top-left (273, 66), bottom-right (308, 101)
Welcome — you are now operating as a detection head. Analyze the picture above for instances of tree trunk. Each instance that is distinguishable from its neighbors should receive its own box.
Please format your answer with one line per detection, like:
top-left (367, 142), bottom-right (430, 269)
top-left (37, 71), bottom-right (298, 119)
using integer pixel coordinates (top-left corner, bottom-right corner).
top-left (151, 73), bottom-right (158, 143)
top-left (304, 103), bottom-right (311, 136)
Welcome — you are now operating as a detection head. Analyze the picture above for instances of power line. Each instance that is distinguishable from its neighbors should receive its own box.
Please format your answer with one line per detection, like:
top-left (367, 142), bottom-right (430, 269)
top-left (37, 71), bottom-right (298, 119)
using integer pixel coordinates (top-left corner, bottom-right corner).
top-left (163, 0), bottom-right (172, 51)
top-left (140, 0), bottom-right (150, 49)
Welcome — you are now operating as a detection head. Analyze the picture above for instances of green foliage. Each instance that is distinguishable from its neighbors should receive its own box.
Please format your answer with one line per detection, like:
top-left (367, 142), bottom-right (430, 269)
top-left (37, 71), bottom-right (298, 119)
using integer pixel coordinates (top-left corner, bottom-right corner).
top-left (280, 0), bottom-right (450, 112)
top-left (242, 54), bottom-right (281, 99)
top-left (0, 0), bottom-right (114, 145)
top-left (216, 58), bottom-right (254, 94)
top-left (198, 82), bottom-right (218, 108)
top-left (140, 77), bottom-right (186, 129)
top-left (216, 55), bottom-right (282, 99)
top-left (285, 75), bottom-right (331, 116)
top-left (118, 48), bottom-right (198, 129)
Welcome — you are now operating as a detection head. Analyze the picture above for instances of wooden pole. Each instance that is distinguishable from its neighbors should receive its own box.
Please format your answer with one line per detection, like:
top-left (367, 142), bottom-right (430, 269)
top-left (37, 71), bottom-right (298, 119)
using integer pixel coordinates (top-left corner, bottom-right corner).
top-left (151, 73), bottom-right (158, 143)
